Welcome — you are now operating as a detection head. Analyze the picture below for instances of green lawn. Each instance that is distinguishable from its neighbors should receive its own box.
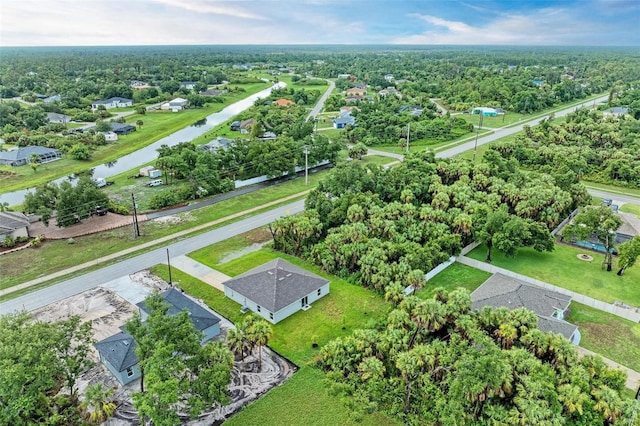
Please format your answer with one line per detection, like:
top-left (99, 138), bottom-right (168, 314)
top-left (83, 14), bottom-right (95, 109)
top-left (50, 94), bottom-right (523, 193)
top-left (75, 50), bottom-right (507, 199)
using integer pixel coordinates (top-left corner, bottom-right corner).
top-left (0, 82), bottom-right (270, 195)
top-left (153, 248), bottom-right (396, 426)
top-left (418, 263), bottom-right (491, 299)
top-left (567, 302), bottom-right (640, 371)
top-left (374, 130), bottom-right (491, 156)
top-left (467, 243), bottom-right (640, 306)
top-left (223, 366), bottom-right (398, 426)
top-left (620, 203), bottom-right (640, 217)
top-left (0, 167), bottom-right (329, 291)
top-left (457, 112), bottom-right (522, 129)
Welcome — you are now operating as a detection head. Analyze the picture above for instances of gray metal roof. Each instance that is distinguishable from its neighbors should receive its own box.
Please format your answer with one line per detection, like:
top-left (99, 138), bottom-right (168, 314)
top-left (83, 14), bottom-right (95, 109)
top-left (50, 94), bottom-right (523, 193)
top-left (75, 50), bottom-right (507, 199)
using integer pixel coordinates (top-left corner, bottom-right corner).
top-left (223, 258), bottom-right (330, 312)
top-left (94, 331), bottom-right (138, 372)
top-left (136, 288), bottom-right (220, 332)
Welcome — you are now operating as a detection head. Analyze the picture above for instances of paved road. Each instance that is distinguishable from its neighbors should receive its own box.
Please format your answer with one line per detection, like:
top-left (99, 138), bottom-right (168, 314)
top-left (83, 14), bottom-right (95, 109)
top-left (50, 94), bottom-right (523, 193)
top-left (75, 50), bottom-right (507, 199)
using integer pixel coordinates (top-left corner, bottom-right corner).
top-left (0, 200), bottom-right (304, 313)
top-left (307, 79), bottom-right (335, 121)
top-left (435, 95), bottom-right (609, 158)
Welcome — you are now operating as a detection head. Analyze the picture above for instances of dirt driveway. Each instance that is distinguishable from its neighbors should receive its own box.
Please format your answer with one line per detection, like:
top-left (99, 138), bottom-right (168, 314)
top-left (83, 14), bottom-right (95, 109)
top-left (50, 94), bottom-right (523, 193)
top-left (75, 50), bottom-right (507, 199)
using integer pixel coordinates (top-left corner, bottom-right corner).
top-left (29, 212), bottom-right (147, 240)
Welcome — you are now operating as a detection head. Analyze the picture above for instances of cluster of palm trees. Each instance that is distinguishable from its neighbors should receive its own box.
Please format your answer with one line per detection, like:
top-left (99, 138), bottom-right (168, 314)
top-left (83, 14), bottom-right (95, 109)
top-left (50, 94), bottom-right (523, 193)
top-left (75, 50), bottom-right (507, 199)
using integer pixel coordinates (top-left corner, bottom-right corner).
top-left (226, 315), bottom-right (273, 370)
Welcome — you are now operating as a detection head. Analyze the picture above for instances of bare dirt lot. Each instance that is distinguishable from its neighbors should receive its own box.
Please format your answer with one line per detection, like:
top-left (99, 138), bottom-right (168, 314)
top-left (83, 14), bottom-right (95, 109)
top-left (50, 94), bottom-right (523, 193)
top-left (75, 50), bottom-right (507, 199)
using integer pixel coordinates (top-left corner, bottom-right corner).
top-left (29, 212), bottom-right (147, 240)
top-left (31, 270), bottom-right (295, 425)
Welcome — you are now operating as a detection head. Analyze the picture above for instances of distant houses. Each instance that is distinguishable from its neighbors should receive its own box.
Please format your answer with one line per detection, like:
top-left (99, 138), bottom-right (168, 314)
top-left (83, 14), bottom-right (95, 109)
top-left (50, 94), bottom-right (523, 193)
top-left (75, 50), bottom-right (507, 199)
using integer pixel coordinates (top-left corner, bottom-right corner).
top-left (603, 107), bottom-right (630, 118)
top-left (161, 97), bottom-right (189, 112)
top-left (91, 97), bottom-right (133, 112)
top-left (472, 107), bottom-right (503, 117)
top-left (46, 112), bottom-right (72, 124)
top-left (86, 122), bottom-right (136, 135)
top-left (273, 98), bottom-right (294, 107)
top-left (333, 116), bottom-right (355, 129)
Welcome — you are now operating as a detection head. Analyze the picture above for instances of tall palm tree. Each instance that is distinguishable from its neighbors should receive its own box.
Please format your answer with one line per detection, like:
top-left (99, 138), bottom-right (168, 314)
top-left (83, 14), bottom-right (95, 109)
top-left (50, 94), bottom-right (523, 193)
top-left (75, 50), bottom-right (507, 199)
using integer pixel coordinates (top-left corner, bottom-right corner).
top-left (226, 327), bottom-right (246, 362)
top-left (248, 319), bottom-right (272, 370)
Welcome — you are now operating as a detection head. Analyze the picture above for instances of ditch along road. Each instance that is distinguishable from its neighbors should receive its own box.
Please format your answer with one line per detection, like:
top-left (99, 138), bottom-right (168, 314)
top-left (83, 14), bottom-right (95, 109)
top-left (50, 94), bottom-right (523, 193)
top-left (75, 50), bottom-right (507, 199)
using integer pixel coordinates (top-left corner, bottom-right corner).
top-left (1, 94), bottom-right (635, 312)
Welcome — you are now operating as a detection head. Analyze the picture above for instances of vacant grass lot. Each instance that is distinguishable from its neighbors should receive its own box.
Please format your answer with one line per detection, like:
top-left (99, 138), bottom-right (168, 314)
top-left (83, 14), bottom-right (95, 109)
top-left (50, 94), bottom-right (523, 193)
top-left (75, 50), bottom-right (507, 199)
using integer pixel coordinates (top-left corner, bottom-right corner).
top-left (153, 247), bottom-right (396, 426)
top-left (417, 263), bottom-right (491, 299)
top-left (0, 82), bottom-right (270, 194)
top-left (567, 302), bottom-right (640, 371)
top-left (467, 243), bottom-right (640, 306)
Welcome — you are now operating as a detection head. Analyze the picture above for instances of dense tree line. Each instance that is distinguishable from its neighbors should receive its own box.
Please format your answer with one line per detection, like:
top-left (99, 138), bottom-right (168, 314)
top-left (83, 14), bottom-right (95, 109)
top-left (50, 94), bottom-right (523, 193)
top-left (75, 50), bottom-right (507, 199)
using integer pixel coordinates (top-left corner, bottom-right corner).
top-left (269, 153), bottom-right (586, 296)
top-left (488, 106), bottom-right (640, 187)
top-left (0, 312), bottom-right (98, 425)
top-left (318, 288), bottom-right (634, 424)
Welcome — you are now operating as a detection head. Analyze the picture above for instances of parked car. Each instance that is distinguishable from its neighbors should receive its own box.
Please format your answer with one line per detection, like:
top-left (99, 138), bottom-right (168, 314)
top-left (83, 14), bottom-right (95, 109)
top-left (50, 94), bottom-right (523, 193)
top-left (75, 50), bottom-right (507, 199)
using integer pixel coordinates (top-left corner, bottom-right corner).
top-left (602, 198), bottom-right (613, 206)
top-left (148, 179), bottom-right (163, 187)
top-left (95, 206), bottom-right (108, 216)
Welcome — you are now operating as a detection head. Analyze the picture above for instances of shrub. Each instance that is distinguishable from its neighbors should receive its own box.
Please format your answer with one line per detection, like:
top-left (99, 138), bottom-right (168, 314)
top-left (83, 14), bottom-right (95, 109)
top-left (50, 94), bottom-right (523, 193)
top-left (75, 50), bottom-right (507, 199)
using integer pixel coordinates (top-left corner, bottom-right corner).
top-left (30, 234), bottom-right (45, 247)
top-left (1, 236), bottom-right (16, 248)
top-left (108, 202), bottom-right (130, 215)
top-left (148, 190), bottom-right (181, 210)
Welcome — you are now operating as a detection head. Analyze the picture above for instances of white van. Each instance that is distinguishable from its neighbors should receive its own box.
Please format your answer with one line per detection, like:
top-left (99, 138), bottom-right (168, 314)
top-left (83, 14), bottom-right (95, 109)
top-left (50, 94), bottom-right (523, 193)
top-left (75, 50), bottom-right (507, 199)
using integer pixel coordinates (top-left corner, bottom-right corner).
top-left (148, 179), bottom-right (163, 187)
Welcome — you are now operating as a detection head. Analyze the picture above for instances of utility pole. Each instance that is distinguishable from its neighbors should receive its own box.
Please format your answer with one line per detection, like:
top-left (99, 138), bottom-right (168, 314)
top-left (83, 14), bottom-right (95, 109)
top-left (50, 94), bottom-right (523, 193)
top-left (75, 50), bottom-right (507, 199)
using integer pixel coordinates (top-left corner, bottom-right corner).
top-left (303, 145), bottom-right (310, 185)
top-left (131, 193), bottom-right (140, 238)
top-left (406, 123), bottom-right (410, 153)
top-left (473, 112), bottom-right (484, 163)
top-left (166, 248), bottom-right (173, 286)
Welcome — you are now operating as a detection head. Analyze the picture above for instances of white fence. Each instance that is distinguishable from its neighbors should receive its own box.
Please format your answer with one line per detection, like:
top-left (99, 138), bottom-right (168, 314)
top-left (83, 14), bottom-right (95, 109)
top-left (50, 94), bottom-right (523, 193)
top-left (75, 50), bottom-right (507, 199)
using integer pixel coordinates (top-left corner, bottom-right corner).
top-left (234, 161), bottom-right (331, 189)
top-left (456, 256), bottom-right (640, 323)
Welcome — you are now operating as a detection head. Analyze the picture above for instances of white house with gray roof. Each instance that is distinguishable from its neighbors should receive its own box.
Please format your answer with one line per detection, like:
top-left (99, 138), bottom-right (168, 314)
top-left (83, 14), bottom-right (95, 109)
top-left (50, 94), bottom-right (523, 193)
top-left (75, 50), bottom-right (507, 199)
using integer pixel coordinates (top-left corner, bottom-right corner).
top-left (91, 97), bottom-right (133, 111)
top-left (471, 273), bottom-right (580, 344)
top-left (0, 146), bottom-right (62, 166)
top-left (94, 288), bottom-right (221, 385)
top-left (223, 258), bottom-right (330, 324)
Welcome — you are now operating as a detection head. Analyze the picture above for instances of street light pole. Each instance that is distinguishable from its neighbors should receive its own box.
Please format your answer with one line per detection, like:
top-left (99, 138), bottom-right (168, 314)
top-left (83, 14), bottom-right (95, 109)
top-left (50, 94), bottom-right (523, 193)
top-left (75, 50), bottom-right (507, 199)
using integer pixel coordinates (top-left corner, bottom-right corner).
top-left (166, 248), bottom-right (173, 286)
top-left (304, 145), bottom-right (310, 185)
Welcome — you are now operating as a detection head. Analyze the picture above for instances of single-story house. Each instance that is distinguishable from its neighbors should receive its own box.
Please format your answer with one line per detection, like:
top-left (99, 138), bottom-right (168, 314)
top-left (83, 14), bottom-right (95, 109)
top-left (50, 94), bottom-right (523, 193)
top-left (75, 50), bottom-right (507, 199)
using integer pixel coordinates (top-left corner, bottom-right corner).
top-left (161, 97), bottom-right (189, 112)
top-left (240, 118), bottom-right (255, 134)
top-left (340, 106), bottom-right (357, 115)
top-left (137, 288), bottom-right (222, 342)
top-left (200, 137), bottom-right (235, 152)
top-left (180, 81), bottom-right (197, 90)
top-left (273, 99), bottom-right (294, 107)
top-left (603, 107), bottom-right (630, 118)
top-left (91, 97), bottom-right (133, 111)
top-left (223, 258), bottom-right (330, 324)
top-left (337, 73), bottom-right (351, 79)
top-left (46, 112), bottom-right (72, 124)
top-left (0, 211), bottom-right (30, 240)
top-left (130, 80), bottom-right (150, 89)
top-left (333, 116), bottom-right (356, 129)
top-left (108, 122), bottom-right (136, 135)
top-left (532, 79), bottom-right (544, 87)
top-left (346, 87), bottom-right (367, 97)
top-left (43, 94), bottom-right (61, 103)
top-left (384, 73), bottom-right (394, 82)
top-left (379, 87), bottom-right (401, 98)
top-left (95, 288), bottom-right (222, 385)
top-left (471, 273), bottom-right (580, 344)
top-left (100, 131), bottom-right (118, 142)
top-left (200, 89), bottom-right (227, 97)
top-left (472, 107), bottom-right (500, 117)
top-left (398, 105), bottom-right (423, 116)
top-left (0, 146), bottom-right (62, 166)
top-left (345, 95), bottom-right (364, 104)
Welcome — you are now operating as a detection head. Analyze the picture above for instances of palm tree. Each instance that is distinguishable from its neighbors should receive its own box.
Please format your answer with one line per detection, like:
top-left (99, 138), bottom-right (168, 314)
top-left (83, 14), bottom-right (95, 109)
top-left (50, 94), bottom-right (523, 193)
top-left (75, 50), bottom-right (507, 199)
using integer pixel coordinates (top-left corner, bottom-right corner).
top-left (248, 319), bottom-right (272, 370)
top-left (80, 384), bottom-right (117, 425)
top-left (226, 327), bottom-right (246, 362)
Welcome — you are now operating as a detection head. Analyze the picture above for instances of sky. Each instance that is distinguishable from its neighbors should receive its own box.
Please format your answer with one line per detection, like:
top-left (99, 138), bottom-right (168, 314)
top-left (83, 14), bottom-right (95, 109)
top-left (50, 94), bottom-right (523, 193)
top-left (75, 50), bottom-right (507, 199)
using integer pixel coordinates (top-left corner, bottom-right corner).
top-left (1, 0), bottom-right (639, 47)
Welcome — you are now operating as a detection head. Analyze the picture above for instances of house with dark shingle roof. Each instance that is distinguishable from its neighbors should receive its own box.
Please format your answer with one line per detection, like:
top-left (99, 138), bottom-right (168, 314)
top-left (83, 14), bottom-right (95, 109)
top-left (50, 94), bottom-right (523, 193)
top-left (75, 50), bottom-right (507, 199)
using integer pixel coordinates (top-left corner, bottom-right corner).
top-left (94, 288), bottom-right (221, 385)
top-left (91, 97), bottom-right (133, 112)
top-left (223, 258), bottom-right (330, 324)
top-left (0, 212), bottom-right (30, 240)
top-left (0, 146), bottom-right (62, 166)
top-left (471, 273), bottom-right (580, 344)
top-left (94, 331), bottom-right (140, 385)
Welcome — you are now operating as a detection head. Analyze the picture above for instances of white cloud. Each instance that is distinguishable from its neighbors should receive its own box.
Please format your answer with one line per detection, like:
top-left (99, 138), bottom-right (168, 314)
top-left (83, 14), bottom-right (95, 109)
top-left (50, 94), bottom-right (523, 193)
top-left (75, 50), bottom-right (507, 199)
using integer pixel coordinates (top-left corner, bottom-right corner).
top-left (392, 8), bottom-right (604, 45)
top-left (147, 0), bottom-right (268, 20)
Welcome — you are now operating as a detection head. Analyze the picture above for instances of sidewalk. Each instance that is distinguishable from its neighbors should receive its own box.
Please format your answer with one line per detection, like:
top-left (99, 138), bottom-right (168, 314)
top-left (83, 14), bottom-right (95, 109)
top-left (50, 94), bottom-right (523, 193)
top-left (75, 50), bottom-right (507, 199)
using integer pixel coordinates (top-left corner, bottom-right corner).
top-left (170, 255), bottom-right (230, 291)
top-left (0, 190), bottom-right (310, 298)
top-left (576, 346), bottom-right (639, 390)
